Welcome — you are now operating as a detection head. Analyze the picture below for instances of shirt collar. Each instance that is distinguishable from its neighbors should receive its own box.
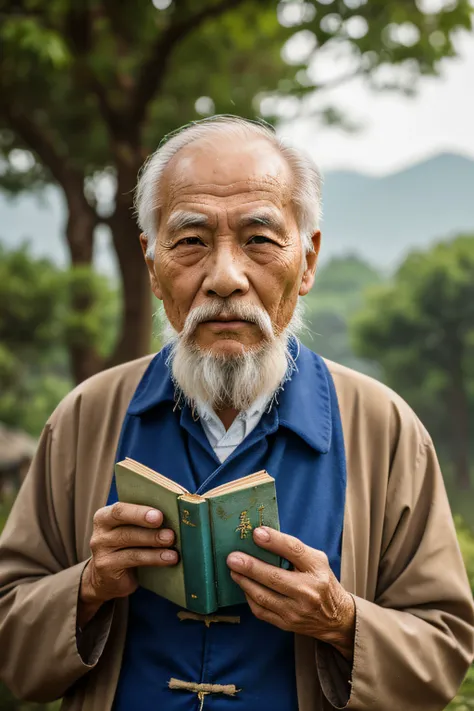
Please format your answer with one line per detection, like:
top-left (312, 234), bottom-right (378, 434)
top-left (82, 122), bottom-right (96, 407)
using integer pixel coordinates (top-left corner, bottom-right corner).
top-left (127, 340), bottom-right (332, 454)
top-left (195, 391), bottom-right (271, 425)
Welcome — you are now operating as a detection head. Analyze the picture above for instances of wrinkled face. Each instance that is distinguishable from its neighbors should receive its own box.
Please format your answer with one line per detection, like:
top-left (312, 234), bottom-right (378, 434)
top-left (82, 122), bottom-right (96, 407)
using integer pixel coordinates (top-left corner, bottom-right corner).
top-left (141, 135), bottom-right (320, 357)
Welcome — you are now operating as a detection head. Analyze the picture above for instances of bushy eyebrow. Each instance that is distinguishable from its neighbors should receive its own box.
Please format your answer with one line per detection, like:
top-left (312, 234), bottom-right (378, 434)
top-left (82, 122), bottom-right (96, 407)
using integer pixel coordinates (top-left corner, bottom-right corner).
top-left (166, 210), bottom-right (209, 233)
top-left (237, 211), bottom-right (286, 238)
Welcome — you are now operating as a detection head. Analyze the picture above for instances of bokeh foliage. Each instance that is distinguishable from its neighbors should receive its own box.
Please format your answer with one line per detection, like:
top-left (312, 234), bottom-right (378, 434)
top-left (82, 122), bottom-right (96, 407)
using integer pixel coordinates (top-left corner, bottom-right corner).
top-left (0, 244), bottom-right (117, 434)
top-left (1, 0), bottom-right (472, 384)
top-left (351, 234), bottom-right (474, 492)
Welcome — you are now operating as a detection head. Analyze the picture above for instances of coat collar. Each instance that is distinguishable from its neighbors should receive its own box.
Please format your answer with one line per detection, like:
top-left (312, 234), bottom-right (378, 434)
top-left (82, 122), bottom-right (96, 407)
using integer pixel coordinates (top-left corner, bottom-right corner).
top-left (127, 339), bottom-right (332, 454)
top-left (276, 340), bottom-right (332, 454)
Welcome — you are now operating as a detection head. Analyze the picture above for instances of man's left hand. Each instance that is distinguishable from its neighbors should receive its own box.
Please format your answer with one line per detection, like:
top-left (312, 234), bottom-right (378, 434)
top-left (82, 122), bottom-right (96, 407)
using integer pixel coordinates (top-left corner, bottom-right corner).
top-left (227, 527), bottom-right (355, 661)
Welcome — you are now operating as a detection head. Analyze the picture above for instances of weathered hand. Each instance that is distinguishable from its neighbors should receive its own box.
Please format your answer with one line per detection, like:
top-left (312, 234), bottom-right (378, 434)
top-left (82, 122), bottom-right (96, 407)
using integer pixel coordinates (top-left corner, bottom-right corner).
top-left (227, 527), bottom-right (355, 661)
top-left (79, 502), bottom-right (178, 626)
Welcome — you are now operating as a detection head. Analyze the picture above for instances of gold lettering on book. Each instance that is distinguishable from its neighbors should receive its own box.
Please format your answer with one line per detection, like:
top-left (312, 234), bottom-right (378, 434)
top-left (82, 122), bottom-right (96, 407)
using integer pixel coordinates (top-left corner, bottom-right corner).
top-left (235, 510), bottom-right (253, 539)
top-left (216, 506), bottom-right (230, 520)
top-left (182, 510), bottom-right (196, 527)
top-left (257, 504), bottom-right (265, 526)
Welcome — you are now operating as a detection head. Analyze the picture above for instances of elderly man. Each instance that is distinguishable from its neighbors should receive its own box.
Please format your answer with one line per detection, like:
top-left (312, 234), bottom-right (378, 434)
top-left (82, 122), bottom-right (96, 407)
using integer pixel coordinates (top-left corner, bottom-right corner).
top-left (0, 116), bottom-right (473, 711)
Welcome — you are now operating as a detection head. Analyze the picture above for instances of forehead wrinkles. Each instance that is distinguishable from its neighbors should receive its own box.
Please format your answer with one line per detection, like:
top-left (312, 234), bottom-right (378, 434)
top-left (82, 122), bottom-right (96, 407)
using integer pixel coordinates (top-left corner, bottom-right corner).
top-left (165, 181), bottom-right (292, 214)
top-left (168, 174), bottom-right (287, 194)
top-left (168, 192), bottom-right (287, 216)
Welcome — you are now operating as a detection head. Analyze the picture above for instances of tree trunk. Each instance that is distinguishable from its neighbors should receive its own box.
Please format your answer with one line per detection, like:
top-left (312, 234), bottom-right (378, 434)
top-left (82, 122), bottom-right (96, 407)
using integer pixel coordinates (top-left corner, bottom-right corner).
top-left (108, 183), bottom-right (152, 368)
top-left (449, 365), bottom-right (471, 491)
top-left (65, 194), bottom-right (103, 384)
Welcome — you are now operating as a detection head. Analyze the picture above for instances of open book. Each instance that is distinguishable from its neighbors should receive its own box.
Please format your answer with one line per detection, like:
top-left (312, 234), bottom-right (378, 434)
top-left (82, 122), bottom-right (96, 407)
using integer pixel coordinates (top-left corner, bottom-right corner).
top-left (115, 458), bottom-right (280, 614)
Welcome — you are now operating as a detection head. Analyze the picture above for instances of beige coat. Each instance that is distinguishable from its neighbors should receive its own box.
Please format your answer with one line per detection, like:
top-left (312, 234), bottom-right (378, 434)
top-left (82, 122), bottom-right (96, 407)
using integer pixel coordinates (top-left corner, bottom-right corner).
top-left (0, 355), bottom-right (473, 710)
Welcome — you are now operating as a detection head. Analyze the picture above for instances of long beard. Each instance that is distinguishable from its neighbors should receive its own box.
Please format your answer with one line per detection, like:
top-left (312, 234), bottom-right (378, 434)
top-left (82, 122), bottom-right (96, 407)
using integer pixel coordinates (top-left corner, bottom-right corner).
top-left (158, 300), bottom-right (305, 411)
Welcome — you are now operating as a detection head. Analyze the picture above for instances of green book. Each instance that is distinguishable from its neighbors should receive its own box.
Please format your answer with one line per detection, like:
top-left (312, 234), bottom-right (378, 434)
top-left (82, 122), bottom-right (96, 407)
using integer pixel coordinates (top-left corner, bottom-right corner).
top-left (115, 458), bottom-right (280, 614)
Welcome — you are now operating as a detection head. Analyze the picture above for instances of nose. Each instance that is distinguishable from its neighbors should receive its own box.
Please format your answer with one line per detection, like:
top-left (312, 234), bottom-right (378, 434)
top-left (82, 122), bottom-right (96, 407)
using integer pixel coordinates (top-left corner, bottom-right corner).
top-left (202, 243), bottom-right (249, 298)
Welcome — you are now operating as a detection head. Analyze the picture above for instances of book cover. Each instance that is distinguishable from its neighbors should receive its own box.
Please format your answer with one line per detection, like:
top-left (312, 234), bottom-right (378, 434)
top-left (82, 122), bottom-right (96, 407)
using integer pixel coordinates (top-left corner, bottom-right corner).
top-left (115, 460), bottom-right (280, 613)
top-left (208, 480), bottom-right (280, 607)
top-left (115, 463), bottom-right (187, 608)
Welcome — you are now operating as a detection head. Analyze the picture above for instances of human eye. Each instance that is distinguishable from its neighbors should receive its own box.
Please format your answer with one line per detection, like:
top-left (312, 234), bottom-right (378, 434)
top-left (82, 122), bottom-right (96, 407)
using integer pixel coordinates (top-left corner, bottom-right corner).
top-left (247, 235), bottom-right (276, 245)
top-left (175, 236), bottom-right (204, 247)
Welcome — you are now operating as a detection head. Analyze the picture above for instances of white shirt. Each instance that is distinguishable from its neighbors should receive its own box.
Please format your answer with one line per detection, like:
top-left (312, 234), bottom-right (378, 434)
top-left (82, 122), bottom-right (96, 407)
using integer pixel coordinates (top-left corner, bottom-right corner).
top-left (196, 394), bottom-right (271, 463)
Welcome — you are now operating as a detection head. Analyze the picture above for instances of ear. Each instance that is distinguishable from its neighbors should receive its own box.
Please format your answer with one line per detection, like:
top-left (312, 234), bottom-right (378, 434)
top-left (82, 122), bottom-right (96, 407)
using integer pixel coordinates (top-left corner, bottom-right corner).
top-left (140, 233), bottom-right (163, 300)
top-left (299, 231), bottom-right (321, 296)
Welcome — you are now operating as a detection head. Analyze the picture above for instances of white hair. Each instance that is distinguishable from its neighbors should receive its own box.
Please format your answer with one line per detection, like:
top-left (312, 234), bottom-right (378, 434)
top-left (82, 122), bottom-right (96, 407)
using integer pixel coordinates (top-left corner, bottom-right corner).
top-left (134, 115), bottom-right (322, 259)
top-left (159, 297), bottom-right (305, 411)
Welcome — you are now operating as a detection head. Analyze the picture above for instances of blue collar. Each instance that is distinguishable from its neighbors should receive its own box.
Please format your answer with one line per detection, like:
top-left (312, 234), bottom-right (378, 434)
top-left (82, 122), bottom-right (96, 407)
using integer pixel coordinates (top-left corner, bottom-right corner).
top-left (127, 340), bottom-right (332, 454)
top-left (276, 342), bottom-right (332, 454)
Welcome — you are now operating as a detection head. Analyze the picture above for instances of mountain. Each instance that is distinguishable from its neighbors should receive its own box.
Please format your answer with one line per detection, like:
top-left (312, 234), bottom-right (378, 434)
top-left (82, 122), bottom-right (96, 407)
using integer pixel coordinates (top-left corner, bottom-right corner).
top-left (0, 187), bottom-right (116, 276)
top-left (1, 152), bottom-right (473, 274)
top-left (321, 152), bottom-right (474, 268)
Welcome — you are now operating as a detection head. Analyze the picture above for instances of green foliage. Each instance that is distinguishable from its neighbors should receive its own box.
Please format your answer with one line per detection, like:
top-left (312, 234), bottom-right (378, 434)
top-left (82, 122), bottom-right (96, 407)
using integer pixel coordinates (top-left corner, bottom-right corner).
top-left (0, 243), bottom-right (69, 433)
top-left (352, 235), bottom-right (474, 375)
top-left (0, 244), bottom-right (117, 435)
top-left (302, 254), bottom-right (381, 372)
top-left (351, 234), bottom-right (474, 490)
top-left (456, 517), bottom-right (474, 592)
top-left (62, 265), bottom-right (119, 358)
top-left (0, 0), bottom-right (472, 188)
top-left (449, 665), bottom-right (474, 711)
top-left (1, 0), bottom-right (471, 380)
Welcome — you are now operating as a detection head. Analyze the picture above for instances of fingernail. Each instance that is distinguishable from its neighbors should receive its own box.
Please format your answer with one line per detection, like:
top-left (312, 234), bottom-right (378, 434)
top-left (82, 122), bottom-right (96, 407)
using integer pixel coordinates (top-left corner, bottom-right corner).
top-left (161, 550), bottom-right (177, 562)
top-left (254, 527), bottom-right (270, 542)
top-left (146, 510), bottom-right (160, 523)
top-left (227, 553), bottom-right (245, 569)
top-left (158, 529), bottom-right (173, 543)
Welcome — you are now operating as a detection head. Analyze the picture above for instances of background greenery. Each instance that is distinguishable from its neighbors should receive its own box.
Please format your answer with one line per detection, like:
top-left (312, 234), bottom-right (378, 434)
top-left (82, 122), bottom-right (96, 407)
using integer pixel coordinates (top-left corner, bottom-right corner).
top-left (0, 0), bottom-right (473, 708)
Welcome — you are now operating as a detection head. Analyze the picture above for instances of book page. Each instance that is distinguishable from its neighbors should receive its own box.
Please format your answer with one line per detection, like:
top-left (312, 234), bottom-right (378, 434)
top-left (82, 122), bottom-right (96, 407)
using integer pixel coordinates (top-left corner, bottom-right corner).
top-left (120, 458), bottom-right (188, 495)
top-left (204, 470), bottom-right (272, 498)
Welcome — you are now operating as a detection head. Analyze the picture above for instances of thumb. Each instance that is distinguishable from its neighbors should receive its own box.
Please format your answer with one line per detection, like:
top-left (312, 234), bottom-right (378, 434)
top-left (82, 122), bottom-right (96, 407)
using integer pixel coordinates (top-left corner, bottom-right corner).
top-left (253, 527), bottom-right (327, 573)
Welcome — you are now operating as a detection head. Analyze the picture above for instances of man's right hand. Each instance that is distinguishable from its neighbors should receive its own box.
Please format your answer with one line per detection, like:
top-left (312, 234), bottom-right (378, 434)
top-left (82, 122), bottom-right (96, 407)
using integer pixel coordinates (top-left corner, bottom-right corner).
top-left (78, 502), bottom-right (178, 627)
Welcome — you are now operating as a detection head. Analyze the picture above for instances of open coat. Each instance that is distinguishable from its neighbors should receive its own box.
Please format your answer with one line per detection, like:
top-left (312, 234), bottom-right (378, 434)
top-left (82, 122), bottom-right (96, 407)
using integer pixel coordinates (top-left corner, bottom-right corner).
top-left (0, 355), bottom-right (473, 710)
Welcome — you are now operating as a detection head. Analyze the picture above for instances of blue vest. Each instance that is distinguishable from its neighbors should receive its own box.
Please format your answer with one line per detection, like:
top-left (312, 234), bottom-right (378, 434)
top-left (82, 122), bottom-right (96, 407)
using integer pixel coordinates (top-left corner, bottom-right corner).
top-left (108, 342), bottom-right (347, 711)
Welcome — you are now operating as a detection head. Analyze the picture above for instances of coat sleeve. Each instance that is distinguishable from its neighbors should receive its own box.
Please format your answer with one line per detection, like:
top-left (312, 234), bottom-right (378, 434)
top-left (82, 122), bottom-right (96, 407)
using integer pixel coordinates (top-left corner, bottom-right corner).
top-left (0, 423), bottom-right (113, 703)
top-left (317, 434), bottom-right (474, 710)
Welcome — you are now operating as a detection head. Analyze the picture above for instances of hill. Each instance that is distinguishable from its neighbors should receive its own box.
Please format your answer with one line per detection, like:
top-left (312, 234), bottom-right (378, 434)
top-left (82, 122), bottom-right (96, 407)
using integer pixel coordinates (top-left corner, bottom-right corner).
top-left (322, 152), bottom-right (474, 267)
top-left (1, 152), bottom-right (473, 273)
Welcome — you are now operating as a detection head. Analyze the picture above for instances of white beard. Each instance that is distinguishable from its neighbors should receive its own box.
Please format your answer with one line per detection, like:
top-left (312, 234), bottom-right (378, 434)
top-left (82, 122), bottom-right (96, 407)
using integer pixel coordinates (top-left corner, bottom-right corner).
top-left (158, 299), bottom-right (305, 412)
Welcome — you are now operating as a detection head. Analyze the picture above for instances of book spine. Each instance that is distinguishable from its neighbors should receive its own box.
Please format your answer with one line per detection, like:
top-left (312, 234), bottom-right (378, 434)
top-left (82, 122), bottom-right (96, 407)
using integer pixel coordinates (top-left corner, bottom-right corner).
top-left (177, 497), bottom-right (217, 614)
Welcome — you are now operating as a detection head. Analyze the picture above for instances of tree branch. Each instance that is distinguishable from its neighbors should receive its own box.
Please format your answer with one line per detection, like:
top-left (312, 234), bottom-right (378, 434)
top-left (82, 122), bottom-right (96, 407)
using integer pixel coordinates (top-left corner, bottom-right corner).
top-left (3, 4), bottom-right (125, 140)
top-left (63, 6), bottom-right (127, 138)
top-left (0, 98), bottom-right (98, 222)
top-left (1, 101), bottom-right (70, 187)
top-left (130, 0), bottom-right (248, 126)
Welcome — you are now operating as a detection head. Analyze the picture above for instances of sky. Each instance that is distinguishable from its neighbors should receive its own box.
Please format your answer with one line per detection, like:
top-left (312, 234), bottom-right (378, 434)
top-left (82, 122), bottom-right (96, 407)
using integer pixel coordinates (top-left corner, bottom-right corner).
top-left (280, 29), bottom-right (474, 176)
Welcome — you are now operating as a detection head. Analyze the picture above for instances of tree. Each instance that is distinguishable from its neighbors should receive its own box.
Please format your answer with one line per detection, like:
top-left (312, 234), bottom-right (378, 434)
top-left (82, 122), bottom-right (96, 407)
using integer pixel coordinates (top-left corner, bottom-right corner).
top-left (302, 254), bottom-right (381, 372)
top-left (0, 244), bottom-right (117, 435)
top-left (351, 235), bottom-right (474, 491)
top-left (1, 0), bottom-right (472, 383)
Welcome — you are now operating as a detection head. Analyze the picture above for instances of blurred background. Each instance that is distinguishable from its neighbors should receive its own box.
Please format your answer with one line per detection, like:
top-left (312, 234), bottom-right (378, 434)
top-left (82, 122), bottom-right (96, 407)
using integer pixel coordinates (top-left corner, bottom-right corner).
top-left (0, 0), bottom-right (473, 708)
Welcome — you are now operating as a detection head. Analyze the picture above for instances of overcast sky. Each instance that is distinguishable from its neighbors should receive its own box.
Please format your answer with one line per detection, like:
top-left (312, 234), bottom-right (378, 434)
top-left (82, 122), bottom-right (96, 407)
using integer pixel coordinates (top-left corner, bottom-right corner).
top-left (280, 30), bottom-right (474, 176)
